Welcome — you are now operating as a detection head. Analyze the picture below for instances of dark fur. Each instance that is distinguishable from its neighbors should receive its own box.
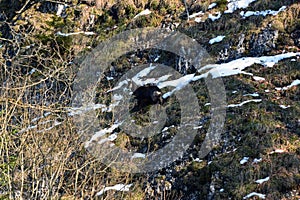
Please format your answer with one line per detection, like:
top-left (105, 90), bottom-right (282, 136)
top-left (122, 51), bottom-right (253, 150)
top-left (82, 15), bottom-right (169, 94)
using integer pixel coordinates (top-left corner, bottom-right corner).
top-left (131, 85), bottom-right (163, 112)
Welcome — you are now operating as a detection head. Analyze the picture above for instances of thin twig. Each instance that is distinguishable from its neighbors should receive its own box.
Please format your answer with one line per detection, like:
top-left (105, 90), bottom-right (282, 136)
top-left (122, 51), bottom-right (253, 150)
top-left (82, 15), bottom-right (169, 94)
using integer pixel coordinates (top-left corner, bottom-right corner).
top-left (183, 0), bottom-right (190, 20)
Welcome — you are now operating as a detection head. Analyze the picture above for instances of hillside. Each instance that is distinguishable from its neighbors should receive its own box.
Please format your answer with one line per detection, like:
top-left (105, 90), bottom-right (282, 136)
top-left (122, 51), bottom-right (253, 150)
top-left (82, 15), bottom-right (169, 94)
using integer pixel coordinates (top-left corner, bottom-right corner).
top-left (0, 0), bottom-right (300, 199)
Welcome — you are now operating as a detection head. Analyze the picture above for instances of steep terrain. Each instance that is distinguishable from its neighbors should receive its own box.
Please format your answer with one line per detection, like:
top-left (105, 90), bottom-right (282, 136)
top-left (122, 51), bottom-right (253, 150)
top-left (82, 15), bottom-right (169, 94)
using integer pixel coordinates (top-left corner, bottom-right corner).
top-left (0, 0), bottom-right (299, 199)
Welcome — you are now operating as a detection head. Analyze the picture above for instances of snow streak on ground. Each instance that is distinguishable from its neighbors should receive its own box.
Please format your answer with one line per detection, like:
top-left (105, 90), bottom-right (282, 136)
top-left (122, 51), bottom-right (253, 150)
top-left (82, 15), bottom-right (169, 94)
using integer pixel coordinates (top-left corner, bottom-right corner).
top-left (227, 99), bottom-right (262, 108)
top-left (243, 92), bottom-right (259, 97)
top-left (208, 12), bottom-right (222, 21)
top-left (209, 35), bottom-right (225, 44)
top-left (255, 177), bottom-right (270, 184)
top-left (279, 105), bottom-right (291, 109)
top-left (269, 149), bottom-right (286, 154)
top-left (134, 9), bottom-right (151, 18)
top-left (18, 53), bottom-right (300, 136)
top-left (84, 122), bottom-right (123, 148)
top-left (96, 184), bottom-right (133, 196)
top-left (193, 0), bottom-right (285, 24)
top-left (225, 0), bottom-right (257, 14)
top-left (197, 52), bottom-right (300, 78)
top-left (276, 79), bottom-right (300, 90)
top-left (56, 4), bottom-right (65, 17)
top-left (240, 6), bottom-right (286, 18)
top-left (240, 157), bottom-right (249, 165)
top-left (208, 2), bottom-right (217, 10)
top-left (56, 31), bottom-right (95, 36)
top-left (131, 153), bottom-right (146, 159)
top-left (252, 158), bottom-right (262, 164)
top-left (243, 192), bottom-right (266, 199)
top-left (253, 76), bottom-right (265, 81)
top-left (188, 11), bottom-right (204, 19)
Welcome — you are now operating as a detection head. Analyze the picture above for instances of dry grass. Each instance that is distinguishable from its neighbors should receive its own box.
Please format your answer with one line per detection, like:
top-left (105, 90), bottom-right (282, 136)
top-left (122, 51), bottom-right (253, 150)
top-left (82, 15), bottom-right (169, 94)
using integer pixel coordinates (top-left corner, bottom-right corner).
top-left (1, 0), bottom-right (300, 199)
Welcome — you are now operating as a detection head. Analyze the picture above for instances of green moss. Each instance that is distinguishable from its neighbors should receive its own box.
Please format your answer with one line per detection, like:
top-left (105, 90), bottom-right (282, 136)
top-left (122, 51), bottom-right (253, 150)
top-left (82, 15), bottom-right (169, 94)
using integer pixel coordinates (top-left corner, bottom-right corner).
top-left (149, 0), bottom-right (160, 10)
top-left (0, 155), bottom-right (17, 188)
top-left (125, 5), bottom-right (136, 19)
top-left (131, 13), bottom-right (162, 28)
top-left (46, 15), bottom-right (65, 29)
top-left (56, 35), bottom-right (73, 49)
top-left (216, 0), bottom-right (228, 11)
top-left (115, 133), bottom-right (129, 149)
top-left (190, 160), bottom-right (206, 170)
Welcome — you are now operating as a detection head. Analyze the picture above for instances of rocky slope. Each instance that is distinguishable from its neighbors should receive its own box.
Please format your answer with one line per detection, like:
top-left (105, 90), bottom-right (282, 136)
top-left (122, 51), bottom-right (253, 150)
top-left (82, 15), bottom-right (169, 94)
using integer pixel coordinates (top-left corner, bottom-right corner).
top-left (0, 0), bottom-right (299, 199)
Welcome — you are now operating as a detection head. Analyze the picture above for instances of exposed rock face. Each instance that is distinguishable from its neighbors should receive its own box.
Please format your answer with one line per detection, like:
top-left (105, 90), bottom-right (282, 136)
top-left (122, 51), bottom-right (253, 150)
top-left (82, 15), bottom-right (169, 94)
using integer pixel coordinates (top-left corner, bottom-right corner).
top-left (218, 28), bottom-right (280, 62)
top-left (38, 1), bottom-right (59, 14)
top-left (291, 30), bottom-right (300, 48)
top-left (1, 0), bottom-right (300, 199)
top-left (236, 34), bottom-right (246, 55)
top-left (249, 28), bottom-right (279, 56)
top-left (217, 34), bottom-right (245, 63)
top-left (0, 0), bottom-right (23, 19)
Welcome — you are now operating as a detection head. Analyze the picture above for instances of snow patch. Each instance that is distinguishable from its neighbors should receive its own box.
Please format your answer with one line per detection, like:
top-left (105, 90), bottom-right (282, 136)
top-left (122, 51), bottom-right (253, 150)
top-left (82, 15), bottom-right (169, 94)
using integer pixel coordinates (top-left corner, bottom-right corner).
top-left (131, 64), bottom-right (156, 85)
top-left (193, 126), bottom-right (203, 129)
top-left (189, 11), bottom-right (204, 19)
top-left (252, 158), bottom-right (262, 164)
top-left (269, 149), bottom-right (286, 154)
top-left (195, 17), bottom-right (204, 23)
top-left (208, 3), bottom-right (217, 10)
top-left (279, 105), bottom-right (290, 109)
top-left (134, 9), bottom-right (151, 19)
top-left (240, 157), bottom-right (249, 165)
top-left (275, 79), bottom-right (300, 91)
top-left (283, 79), bottom-right (300, 90)
top-left (225, 0), bottom-right (257, 14)
top-left (84, 122), bottom-right (123, 148)
top-left (243, 192), bottom-right (266, 199)
top-left (194, 158), bottom-right (202, 162)
top-left (243, 92), bottom-right (259, 97)
top-left (240, 6), bottom-right (286, 18)
top-left (68, 103), bottom-right (107, 116)
top-left (131, 153), bottom-right (146, 159)
top-left (198, 52), bottom-right (300, 78)
top-left (56, 31), bottom-right (95, 37)
top-left (107, 79), bottom-right (129, 92)
top-left (208, 12), bottom-right (221, 21)
top-left (56, 4), bottom-right (65, 17)
top-left (255, 177), bottom-right (270, 184)
top-left (209, 35), bottom-right (225, 44)
top-left (98, 133), bottom-right (118, 144)
top-left (96, 184), bottom-right (133, 196)
top-left (228, 99), bottom-right (262, 108)
top-left (157, 53), bottom-right (299, 101)
top-left (253, 76), bottom-right (265, 81)
top-left (161, 125), bottom-right (175, 132)
top-left (159, 74), bottom-right (195, 98)
top-left (36, 120), bottom-right (62, 133)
